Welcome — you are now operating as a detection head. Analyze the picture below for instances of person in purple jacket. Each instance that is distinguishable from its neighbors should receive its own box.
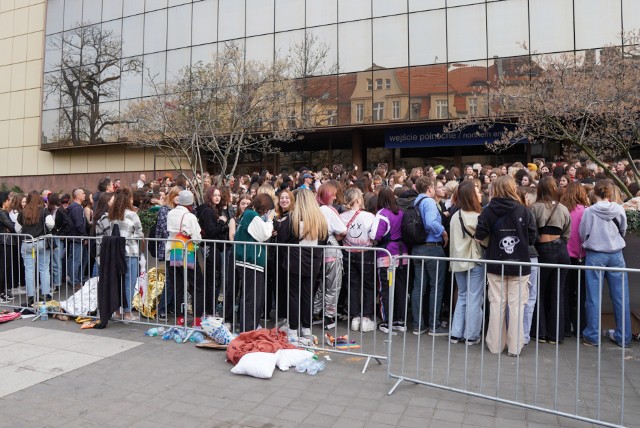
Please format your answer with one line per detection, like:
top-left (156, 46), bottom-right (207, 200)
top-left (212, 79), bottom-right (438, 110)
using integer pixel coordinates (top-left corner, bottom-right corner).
top-left (370, 187), bottom-right (409, 333)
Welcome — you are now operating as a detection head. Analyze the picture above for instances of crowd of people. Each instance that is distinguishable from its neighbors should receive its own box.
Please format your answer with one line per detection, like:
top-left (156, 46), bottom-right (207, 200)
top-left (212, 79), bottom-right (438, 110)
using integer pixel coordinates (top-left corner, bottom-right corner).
top-left (0, 157), bottom-right (636, 355)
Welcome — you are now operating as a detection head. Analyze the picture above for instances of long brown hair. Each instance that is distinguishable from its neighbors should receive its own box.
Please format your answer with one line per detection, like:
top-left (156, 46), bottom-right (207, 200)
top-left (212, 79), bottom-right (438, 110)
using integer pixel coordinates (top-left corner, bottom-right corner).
top-left (560, 182), bottom-right (590, 212)
top-left (108, 188), bottom-right (133, 221)
top-left (22, 191), bottom-right (43, 225)
top-left (376, 187), bottom-right (399, 214)
top-left (536, 176), bottom-right (558, 205)
top-left (456, 181), bottom-right (482, 213)
top-left (490, 175), bottom-right (521, 203)
top-left (9, 193), bottom-right (24, 213)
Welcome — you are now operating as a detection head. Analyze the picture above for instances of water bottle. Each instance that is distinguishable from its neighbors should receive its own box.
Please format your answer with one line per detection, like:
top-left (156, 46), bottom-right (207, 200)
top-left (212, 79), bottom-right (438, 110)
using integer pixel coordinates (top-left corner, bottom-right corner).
top-left (145, 328), bottom-right (159, 337)
top-left (307, 360), bottom-right (326, 375)
top-left (162, 330), bottom-right (174, 341)
top-left (189, 331), bottom-right (205, 343)
top-left (295, 358), bottom-right (313, 373)
top-left (40, 303), bottom-right (48, 321)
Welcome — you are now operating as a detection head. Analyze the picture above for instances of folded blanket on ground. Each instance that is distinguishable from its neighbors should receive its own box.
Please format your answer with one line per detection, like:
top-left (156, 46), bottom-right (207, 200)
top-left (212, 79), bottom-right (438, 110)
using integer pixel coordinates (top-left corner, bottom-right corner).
top-left (226, 328), bottom-right (297, 365)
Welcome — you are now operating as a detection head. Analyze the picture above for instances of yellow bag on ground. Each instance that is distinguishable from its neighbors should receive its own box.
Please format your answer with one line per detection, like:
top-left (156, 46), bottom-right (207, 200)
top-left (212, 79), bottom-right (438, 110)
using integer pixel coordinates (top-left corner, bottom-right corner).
top-left (132, 268), bottom-right (165, 318)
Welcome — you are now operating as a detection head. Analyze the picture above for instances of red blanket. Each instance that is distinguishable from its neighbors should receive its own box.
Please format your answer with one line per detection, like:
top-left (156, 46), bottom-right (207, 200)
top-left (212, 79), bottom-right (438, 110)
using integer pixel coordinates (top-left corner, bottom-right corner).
top-left (226, 328), bottom-right (296, 365)
top-left (0, 312), bottom-right (21, 323)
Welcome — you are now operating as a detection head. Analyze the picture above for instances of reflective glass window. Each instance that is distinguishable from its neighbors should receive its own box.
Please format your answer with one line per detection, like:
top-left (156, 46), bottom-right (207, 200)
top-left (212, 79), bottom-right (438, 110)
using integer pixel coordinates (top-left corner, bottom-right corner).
top-left (44, 35), bottom-right (62, 72)
top-left (64, 0), bottom-right (83, 31)
top-left (575, 0), bottom-right (622, 50)
top-left (192, 0), bottom-right (218, 45)
top-left (338, 20), bottom-right (372, 73)
top-left (275, 30), bottom-right (305, 74)
top-left (623, 0), bottom-right (640, 38)
top-left (120, 66), bottom-right (143, 99)
top-left (169, 0), bottom-right (191, 6)
top-left (373, 0), bottom-right (406, 17)
top-left (168, 4), bottom-right (192, 49)
top-left (408, 64), bottom-right (446, 121)
top-left (43, 72), bottom-right (61, 109)
top-left (122, 15), bottom-right (144, 57)
top-left (146, 0), bottom-right (168, 12)
top-left (276, 0), bottom-right (305, 32)
top-left (41, 109), bottom-right (61, 144)
top-left (306, 0), bottom-right (337, 27)
top-left (46, 0), bottom-right (64, 35)
top-left (449, 59), bottom-right (488, 119)
top-left (101, 19), bottom-right (122, 43)
top-left (82, 0), bottom-right (102, 25)
top-left (143, 52), bottom-right (167, 96)
top-left (338, 0), bottom-right (370, 22)
top-left (218, 0), bottom-right (245, 41)
top-left (447, 0), bottom-right (484, 6)
top-left (99, 101), bottom-right (121, 141)
top-left (144, 9), bottom-right (168, 53)
top-left (306, 25), bottom-right (338, 76)
top-left (246, 34), bottom-right (274, 66)
top-left (192, 43), bottom-right (217, 65)
top-left (246, 0), bottom-right (274, 37)
top-left (447, 4), bottom-right (486, 62)
top-left (123, 0), bottom-right (144, 17)
top-left (373, 15), bottom-right (408, 68)
top-left (409, 0), bottom-right (445, 12)
top-left (487, 0), bottom-right (529, 58)
top-left (166, 47), bottom-right (191, 79)
top-left (103, 0), bottom-right (123, 21)
top-left (409, 9), bottom-right (446, 66)
top-left (529, 0), bottom-right (573, 54)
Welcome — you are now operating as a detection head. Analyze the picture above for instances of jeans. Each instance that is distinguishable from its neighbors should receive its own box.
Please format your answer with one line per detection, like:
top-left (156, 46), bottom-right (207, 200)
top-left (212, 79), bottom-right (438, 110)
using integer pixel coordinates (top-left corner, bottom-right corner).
top-left (21, 239), bottom-right (51, 298)
top-left (122, 256), bottom-right (139, 312)
top-left (68, 240), bottom-right (86, 286)
top-left (51, 238), bottom-right (64, 287)
top-left (411, 244), bottom-right (446, 330)
top-left (523, 257), bottom-right (539, 344)
top-left (451, 264), bottom-right (485, 341)
top-left (583, 250), bottom-right (631, 347)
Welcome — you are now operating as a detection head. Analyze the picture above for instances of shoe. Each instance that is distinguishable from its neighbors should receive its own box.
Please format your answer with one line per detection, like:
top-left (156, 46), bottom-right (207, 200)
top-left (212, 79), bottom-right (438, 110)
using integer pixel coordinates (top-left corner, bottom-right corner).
top-left (312, 313), bottom-right (323, 325)
top-left (45, 294), bottom-right (53, 301)
top-left (392, 321), bottom-right (406, 332)
top-left (428, 326), bottom-right (449, 337)
top-left (351, 316), bottom-right (361, 332)
top-left (507, 352), bottom-right (518, 357)
top-left (547, 339), bottom-right (557, 345)
top-left (360, 317), bottom-right (375, 332)
top-left (0, 294), bottom-right (8, 303)
top-left (157, 313), bottom-right (167, 321)
top-left (337, 312), bottom-right (349, 321)
top-left (603, 329), bottom-right (629, 348)
top-left (2, 293), bottom-right (14, 301)
top-left (276, 318), bottom-right (289, 329)
top-left (323, 316), bottom-right (337, 330)
top-left (301, 327), bottom-right (312, 337)
top-left (532, 335), bottom-right (547, 344)
top-left (450, 336), bottom-right (464, 344)
top-left (413, 326), bottom-right (427, 335)
top-left (582, 338), bottom-right (599, 347)
top-left (466, 338), bottom-right (481, 346)
top-left (379, 322), bottom-right (390, 334)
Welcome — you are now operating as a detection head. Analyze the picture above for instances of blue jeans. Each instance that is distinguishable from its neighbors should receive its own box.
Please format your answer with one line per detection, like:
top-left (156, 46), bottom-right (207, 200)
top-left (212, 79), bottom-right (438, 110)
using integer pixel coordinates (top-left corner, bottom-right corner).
top-left (411, 244), bottom-right (446, 330)
top-left (523, 257), bottom-right (539, 344)
top-left (451, 264), bottom-right (485, 341)
top-left (68, 240), bottom-right (87, 286)
top-left (21, 240), bottom-right (51, 298)
top-left (51, 238), bottom-right (64, 287)
top-left (122, 256), bottom-right (139, 312)
top-left (583, 250), bottom-right (631, 347)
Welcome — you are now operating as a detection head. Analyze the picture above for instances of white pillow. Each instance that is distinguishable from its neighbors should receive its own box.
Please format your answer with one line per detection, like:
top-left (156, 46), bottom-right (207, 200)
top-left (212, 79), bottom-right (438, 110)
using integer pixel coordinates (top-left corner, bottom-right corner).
top-left (230, 352), bottom-right (278, 379)
top-left (276, 349), bottom-right (315, 371)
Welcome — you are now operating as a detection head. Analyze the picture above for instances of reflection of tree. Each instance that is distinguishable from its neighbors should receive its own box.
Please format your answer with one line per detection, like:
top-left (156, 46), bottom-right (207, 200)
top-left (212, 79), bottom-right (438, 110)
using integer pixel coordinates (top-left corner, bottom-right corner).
top-left (449, 32), bottom-right (640, 197)
top-left (123, 43), bottom-right (304, 203)
top-left (44, 24), bottom-right (141, 146)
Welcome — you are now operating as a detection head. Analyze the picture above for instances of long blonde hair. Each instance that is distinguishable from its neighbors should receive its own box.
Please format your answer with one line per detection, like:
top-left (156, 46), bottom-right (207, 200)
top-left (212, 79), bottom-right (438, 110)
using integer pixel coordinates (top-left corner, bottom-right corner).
top-left (489, 175), bottom-right (521, 203)
top-left (290, 189), bottom-right (328, 241)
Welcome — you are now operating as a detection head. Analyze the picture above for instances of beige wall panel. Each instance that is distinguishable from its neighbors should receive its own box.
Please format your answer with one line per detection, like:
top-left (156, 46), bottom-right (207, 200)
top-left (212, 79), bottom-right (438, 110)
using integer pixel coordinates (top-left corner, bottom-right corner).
top-left (25, 59), bottom-right (41, 88)
top-left (0, 11), bottom-right (14, 39)
top-left (10, 61), bottom-right (26, 91)
top-left (22, 116), bottom-right (38, 146)
top-left (15, 0), bottom-right (28, 9)
top-left (69, 148), bottom-right (88, 174)
top-left (0, 120), bottom-right (8, 148)
top-left (0, 39), bottom-right (12, 66)
top-left (5, 146), bottom-right (22, 175)
top-left (11, 33), bottom-right (26, 62)
top-left (53, 150), bottom-right (70, 174)
top-left (26, 30), bottom-right (41, 61)
top-left (8, 118), bottom-right (23, 146)
top-left (0, 1), bottom-right (16, 13)
top-left (105, 146), bottom-right (125, 171)
top-left (0, 148), bottom-right (7, 174)
top-left (27, 2), bottom-right (44, 33)
top-left (36, 148), bottom-right (53, 175)
top-left (12, 6), bottom-right (27, 35)
top-left (21, 144), bottom-right (37, 174)
top-left (23, 87), bottom-right (39, 117)
top-left (144, 149), bottom-right (157, 170)
top-left (87, 146), bottom-right (107, 173)
top-left (0, 93), bottom-right (10, 120)
top-left (9, 89), bottom-right (24, 119)
top-left (124, 148), bottom-right (145, 171)
top-left (30, 0), bottom-right (45, 6)
top-left (0, 65), bottom-right (10, 93)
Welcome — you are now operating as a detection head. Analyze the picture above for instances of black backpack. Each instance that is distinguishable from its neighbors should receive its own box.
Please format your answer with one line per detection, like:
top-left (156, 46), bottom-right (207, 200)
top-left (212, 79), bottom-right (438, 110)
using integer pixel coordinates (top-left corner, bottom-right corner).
top-left (53, 207), bottom-right (74, 236)
top-left (401, 198), bottom-right (428, 246)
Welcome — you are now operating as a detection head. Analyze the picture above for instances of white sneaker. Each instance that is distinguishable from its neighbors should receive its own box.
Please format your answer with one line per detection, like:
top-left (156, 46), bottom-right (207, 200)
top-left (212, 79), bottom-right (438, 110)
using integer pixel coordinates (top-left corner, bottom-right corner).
top-left (301, 327), bottom-right (312, 337)
top-left (360, 317), bottom-right (376, 332)
top-left (351, 316), bottom-right (361, 332)
top-left (288, 330), bottom-right (299, 343)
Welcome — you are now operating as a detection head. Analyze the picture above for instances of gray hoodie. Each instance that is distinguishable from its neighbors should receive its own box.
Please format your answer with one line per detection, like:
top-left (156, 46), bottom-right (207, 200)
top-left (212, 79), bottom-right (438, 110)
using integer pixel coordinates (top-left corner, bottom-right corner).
top-left (579, 201), bottom-right (626, 253)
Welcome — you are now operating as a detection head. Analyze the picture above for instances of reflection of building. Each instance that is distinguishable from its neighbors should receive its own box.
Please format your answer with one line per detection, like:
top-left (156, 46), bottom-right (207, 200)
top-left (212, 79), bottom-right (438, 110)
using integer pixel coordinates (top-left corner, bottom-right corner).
top-left (1, 1), bottom-right (638, 189)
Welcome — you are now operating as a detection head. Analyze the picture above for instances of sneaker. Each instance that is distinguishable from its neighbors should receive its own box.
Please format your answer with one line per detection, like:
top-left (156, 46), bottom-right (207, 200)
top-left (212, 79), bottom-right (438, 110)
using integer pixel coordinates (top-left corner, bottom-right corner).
top-left (413, 326), bottom-right (427, 335)
top-left (337, 312), bottom-right (349, 321)
top-left (392, 321), bottom-right (406, 332)
top-left (507, 352), bottom-right (519, 357)
top-left (466, 338), bottom-right (481, 346)
top-left (312, 313), bottom-right (323, 325)
top-left (351, 316), bottom-right (361, 332)
top-left (532, 335), bottom-right (547, 344)
top-left (157, 313), bottom-right (167, 321)
top-left (450, 336), bottom-right (464, 344)
top-left (603, 329), bottom-right (629, 348)
top-left (3, 293), bottom-right (14, 301)
top-left (582, 338), bottom-right (599, 347)
top-left (276, 318), bottom-right (289, 329)
top-left (428, 326), bottom-right (449, 337)
top-left (379, 322), bottom-right (390, 334)
top-left (323, 316), bottom-right (337, 330)
top-left (301, 327), bottom-right (312, 337)
top-left (0, 294), bottom-right (8, 303)
top-left (360, 317), bottom-right (375, 332)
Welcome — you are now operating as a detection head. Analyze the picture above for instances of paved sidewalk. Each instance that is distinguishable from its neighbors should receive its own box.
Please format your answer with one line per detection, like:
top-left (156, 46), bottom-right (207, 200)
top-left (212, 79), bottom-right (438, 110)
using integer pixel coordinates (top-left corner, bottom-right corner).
top-left (0, 317), bottom-right (603, 427)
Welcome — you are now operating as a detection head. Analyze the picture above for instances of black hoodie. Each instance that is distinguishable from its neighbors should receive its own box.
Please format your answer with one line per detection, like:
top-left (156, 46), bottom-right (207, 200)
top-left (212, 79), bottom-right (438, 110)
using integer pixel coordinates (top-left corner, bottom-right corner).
top-left (397, 189), bottom-right (418, 212)
top-left (475, 198), bottom-right (535, 275)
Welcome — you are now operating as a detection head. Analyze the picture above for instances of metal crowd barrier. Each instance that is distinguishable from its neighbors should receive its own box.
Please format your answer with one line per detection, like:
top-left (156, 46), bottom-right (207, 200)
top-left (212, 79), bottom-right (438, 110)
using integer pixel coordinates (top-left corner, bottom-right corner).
top-left (385, 253), bottom-right (637, 428)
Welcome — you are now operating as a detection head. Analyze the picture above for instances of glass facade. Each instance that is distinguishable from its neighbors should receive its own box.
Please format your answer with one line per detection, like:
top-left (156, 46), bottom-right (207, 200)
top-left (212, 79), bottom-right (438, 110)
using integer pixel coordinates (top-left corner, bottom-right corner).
top-left (41, 0), bottom-right (638, 147)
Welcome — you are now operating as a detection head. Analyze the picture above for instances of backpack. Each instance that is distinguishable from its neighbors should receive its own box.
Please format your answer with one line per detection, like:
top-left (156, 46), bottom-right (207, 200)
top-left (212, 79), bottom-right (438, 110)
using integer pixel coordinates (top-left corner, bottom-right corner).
top-left (147, 219), bottom-right (158, 258)
top-left (401, 198), bottom-right (428, 246)
top-left (53, 206), bottom-right (74, 236)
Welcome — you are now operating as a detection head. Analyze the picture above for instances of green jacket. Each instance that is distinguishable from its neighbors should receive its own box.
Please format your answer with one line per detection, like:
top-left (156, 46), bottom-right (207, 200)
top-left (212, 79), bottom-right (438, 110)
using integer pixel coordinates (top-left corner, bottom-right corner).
top-left (234, 210), bottom-right (269, 271)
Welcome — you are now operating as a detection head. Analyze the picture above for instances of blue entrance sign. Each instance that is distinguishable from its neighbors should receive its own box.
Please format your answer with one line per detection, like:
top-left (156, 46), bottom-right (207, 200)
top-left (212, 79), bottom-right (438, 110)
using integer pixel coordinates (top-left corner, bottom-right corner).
top-left (385, 124), bottom-right (519, 149)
